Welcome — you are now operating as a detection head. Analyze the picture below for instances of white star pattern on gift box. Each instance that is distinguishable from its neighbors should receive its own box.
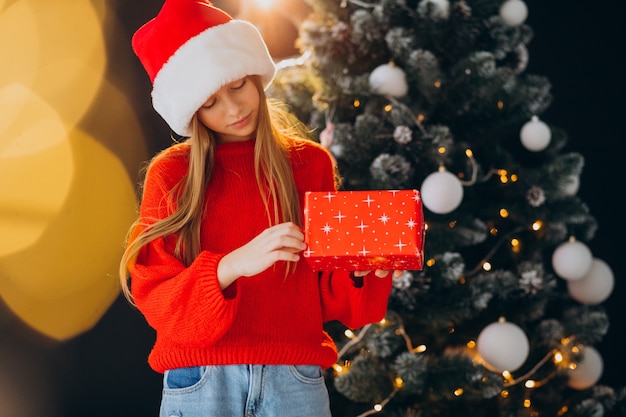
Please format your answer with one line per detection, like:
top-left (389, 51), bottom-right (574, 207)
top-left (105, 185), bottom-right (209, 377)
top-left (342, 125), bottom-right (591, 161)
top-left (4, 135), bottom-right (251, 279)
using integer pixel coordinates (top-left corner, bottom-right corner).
top-left (303, 190), bottom-right (425, 270)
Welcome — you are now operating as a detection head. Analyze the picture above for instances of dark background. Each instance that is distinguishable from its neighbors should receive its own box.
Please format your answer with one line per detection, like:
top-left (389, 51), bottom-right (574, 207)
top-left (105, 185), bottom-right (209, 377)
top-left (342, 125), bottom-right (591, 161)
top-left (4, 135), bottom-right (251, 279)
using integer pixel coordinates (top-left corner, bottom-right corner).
top-left (1, 1), bottom-right (624, 416)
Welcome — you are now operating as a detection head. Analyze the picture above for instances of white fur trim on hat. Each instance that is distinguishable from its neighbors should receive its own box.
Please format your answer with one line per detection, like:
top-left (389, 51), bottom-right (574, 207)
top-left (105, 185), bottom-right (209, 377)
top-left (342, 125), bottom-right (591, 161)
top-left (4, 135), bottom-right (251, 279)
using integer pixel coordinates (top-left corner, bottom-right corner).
top-left (151, 20), bottom-right (276, 137)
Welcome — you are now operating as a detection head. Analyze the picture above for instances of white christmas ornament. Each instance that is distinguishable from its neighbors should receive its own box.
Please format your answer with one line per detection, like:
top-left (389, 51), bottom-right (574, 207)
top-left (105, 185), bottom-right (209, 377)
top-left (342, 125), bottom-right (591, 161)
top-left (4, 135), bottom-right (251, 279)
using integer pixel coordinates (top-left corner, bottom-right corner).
top-left (567, 258), bottom-right (614, 305)
top-left (499, 0), bottom-right (528, 26)
top-left (520, 116), bottom-right (551, 151)
top-left (420, 170), bottom-right (463, 214)
top-left (551, 240), bottom-right (593, 281)
top-left (567, 346), bottom-right (603, 390)
top-left (477, 321), bottom-right (529, 372)
top-left (369, 63), bottom-right (409, 98)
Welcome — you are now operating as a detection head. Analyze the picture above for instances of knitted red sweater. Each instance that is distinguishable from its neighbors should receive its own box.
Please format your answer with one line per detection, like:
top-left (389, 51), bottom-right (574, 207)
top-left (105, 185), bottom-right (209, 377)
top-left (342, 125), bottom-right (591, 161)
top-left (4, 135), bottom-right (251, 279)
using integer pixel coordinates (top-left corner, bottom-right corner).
top-left (131, 138), bottom-right (392, 373)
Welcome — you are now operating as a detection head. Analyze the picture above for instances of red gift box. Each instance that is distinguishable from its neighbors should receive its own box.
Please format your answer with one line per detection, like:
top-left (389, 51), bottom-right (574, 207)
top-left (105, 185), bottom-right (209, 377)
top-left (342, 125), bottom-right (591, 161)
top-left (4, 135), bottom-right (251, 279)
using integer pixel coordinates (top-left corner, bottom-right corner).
top-left (303, 189), bottom-right (425, 271)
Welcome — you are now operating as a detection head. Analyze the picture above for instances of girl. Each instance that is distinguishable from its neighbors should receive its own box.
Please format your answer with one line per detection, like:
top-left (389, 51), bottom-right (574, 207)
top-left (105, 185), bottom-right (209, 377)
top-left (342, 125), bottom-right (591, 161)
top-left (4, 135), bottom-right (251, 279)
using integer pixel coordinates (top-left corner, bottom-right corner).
top-left (120, 1), bottom-right (393, 416)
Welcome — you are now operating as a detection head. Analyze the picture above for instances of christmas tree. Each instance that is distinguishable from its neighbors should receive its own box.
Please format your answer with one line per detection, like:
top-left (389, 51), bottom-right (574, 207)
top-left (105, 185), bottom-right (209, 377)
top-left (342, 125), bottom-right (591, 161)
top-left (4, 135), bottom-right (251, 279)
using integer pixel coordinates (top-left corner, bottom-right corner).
top-left (268, 0), bottom-right (626, 416)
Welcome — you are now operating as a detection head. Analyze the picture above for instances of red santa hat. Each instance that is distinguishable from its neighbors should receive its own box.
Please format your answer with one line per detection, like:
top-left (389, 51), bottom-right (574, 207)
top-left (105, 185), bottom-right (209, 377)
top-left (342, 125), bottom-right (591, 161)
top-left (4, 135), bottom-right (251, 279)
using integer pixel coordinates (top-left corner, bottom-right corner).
top-left (132, 0), bottom-right (276, 136)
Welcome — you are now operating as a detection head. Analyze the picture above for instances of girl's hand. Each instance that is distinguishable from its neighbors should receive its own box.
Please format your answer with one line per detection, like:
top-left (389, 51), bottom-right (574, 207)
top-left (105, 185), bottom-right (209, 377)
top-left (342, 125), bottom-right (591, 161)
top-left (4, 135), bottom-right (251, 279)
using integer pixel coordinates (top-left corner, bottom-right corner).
top-left (353, 270), bottom-right (402, 278)
top-left (217, 222), bottom-right (306, 288)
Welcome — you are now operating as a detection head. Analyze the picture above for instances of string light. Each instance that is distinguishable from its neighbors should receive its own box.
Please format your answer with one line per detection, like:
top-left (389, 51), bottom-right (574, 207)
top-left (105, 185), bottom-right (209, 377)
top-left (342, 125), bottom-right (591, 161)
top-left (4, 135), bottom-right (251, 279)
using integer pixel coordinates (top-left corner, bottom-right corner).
top-left (384, 104), bottom-right (392, 112)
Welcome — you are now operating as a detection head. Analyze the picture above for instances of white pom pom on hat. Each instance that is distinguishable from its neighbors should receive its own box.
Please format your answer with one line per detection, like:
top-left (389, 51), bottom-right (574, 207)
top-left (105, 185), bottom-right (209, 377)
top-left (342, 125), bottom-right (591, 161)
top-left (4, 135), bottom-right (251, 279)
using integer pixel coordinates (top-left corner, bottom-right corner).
top-left (132, 0), bottom-right (276, 136)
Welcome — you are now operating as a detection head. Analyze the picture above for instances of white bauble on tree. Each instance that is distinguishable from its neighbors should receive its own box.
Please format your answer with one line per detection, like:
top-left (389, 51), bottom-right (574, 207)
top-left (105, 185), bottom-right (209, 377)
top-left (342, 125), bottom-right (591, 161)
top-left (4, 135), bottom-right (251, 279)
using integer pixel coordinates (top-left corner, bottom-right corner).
top-left (499, 0), bottom-right (528, 26)
top-left (477, 320), bottom-right (529, 372)
top-left (551, 240), bottom-right (593, 281)
top-left (369, 62), bottom-right (409, 98)
top-left (520, 116), bottom-right (551, 151)
top-left (420, 169), bottom-right (463, 214)
top-left (567, 258), bottom-right (614, 305)
top-left (567, 346), bottom-right (603, 390)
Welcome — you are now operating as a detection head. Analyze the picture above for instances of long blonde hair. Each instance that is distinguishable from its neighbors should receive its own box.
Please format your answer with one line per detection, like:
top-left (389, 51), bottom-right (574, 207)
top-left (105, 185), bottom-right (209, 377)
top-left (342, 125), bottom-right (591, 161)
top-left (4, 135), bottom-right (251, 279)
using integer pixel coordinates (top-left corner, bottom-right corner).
top-left (119, 75), bottom-right (308, 303)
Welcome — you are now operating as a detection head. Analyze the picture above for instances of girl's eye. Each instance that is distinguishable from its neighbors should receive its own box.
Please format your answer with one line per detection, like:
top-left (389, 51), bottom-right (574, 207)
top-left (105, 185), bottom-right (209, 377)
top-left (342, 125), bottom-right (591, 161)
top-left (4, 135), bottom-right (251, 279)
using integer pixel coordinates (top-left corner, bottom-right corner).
top-left (232, 79), bottom-right (246, 90)
top-left (202, 99), bottom-right (216, 109)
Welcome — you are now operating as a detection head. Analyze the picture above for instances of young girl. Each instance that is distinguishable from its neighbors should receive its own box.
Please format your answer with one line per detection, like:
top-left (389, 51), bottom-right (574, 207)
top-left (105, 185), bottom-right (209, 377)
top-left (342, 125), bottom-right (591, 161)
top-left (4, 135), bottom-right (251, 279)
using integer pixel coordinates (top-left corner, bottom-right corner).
top-left (120, 1), bottom-right (393, 416)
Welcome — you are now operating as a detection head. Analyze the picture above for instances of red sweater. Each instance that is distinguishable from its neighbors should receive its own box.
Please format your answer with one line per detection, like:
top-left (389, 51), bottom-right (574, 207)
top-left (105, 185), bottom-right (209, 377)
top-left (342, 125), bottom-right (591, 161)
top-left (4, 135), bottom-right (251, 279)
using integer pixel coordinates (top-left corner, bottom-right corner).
top-left (131, 138), bottom-right (392, 373)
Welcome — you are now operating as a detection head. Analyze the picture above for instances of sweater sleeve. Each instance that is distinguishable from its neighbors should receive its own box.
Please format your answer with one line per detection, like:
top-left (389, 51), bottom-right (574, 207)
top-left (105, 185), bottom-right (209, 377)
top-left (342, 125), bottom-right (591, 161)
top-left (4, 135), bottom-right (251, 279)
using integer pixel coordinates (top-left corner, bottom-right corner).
top-left (129, 153), bottom-right (240, 347)
top-left (319, 271), bottom-right (393, 329)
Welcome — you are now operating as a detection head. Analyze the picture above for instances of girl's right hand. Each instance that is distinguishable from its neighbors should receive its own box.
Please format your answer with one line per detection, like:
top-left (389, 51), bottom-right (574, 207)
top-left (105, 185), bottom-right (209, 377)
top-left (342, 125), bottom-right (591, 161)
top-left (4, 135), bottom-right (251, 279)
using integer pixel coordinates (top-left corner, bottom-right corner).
top-left (216, 222), bottom-right (306, 289)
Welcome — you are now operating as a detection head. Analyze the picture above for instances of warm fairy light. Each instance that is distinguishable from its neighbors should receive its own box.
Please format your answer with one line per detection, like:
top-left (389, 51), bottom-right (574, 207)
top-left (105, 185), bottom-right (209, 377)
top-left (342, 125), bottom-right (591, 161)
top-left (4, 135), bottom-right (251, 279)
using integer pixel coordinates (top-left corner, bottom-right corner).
top-left (499, 173), bottom-right (509, 183)
top-left (344, 329), bottom-right (355, 338)
top-left (454, 388), bottom-right (464, 396)
top-left (426, 258), bottom-right (435, 267)
top-left (557, 406), bottom-right (569, 416)
top-left (438, 146), bottom-right (447, 154)
top-left (434, 80), bottom-right (442, 88)
top-left (465, 148), bottom-right (474, 157)
top-left (531, 220), bottom-right (543, 231)
top-left (384, 104), bottom-right (392, 112)
top-left (501, 390), bottom-right (510, 398)
top-left (415, 344), bottom-right (427, 353)
top-left (568, 363), bottom-right (577, 370)
top-left (497, 101), bottom-right (504, 109)
top-left (499, 208), bottom-right (509, 218)
top-left (571, 345), bottom-right (580, 354)
top-left (374, 404), bottom-right (383, 412)
top-left (553, 351), bottom-right (564, 364)
top-left (394, 377), bottom-right (404, 387)
top-left (448, 327), bottom-right (455, 334)
top-left (467, 340), bottom-right (476, 349)
top-left (502, 370), bottom-right (512, 379)
top-left (511, 238), bottom-right (520, 253)
top-left (523, 399), bottom-right (531, 408)
top-left (417, 114), bottom-right (425, 122)
top-left (353, 99), bottom-right (361, 107)
top-left (489, 226), bottom-right (498, 235)
top-left (448, 220), bottom-right (457, 228)
top-left (525, 380), bottom-right (536, 388)
top-left (333, 363), bottom-right (345, 373)
top-left (482, 261), bottom-right (492, 271)
top-left (510, 174), bottom-right (518, 182)
top-left (379, 318), bottom-right (387, 325)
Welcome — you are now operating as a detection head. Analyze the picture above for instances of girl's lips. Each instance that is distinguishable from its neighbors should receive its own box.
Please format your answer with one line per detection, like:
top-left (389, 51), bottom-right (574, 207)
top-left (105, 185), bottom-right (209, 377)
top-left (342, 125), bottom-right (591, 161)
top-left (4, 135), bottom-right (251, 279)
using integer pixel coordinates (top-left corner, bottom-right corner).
top-left (231, 113), bottom-right (251, 128)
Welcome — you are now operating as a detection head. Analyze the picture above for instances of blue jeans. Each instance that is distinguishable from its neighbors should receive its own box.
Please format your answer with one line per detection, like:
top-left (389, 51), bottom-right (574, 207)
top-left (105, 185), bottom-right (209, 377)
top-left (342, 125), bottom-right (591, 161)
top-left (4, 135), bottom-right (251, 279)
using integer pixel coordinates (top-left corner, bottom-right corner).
top-left (160, 364), bottom-right (332, 417)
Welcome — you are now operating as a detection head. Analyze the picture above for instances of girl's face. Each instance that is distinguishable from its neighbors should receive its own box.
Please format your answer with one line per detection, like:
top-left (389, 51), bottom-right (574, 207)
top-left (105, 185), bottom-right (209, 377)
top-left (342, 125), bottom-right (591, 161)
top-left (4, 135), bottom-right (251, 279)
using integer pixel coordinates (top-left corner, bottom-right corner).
top-left (197, 76), bottom-right (260, 143)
